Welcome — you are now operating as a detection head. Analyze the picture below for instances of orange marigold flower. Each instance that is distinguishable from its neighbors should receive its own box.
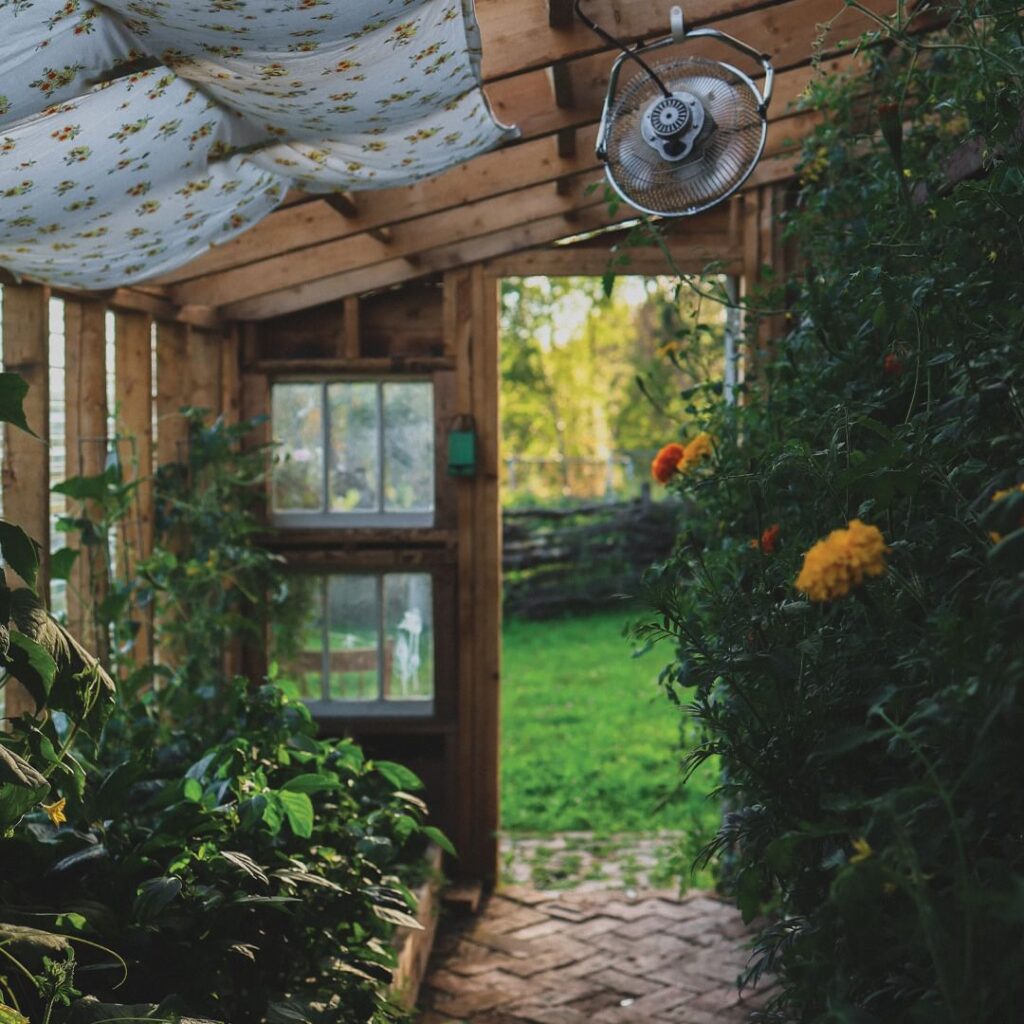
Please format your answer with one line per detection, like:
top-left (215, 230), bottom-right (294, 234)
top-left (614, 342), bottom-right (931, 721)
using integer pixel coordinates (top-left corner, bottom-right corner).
top-left (651, 443), bottom-right (685, 484)
top-left (754, 523), bottom-right (781, 553)
top-left (795, 519), bottom-right (889, 602)
top-left (678, 432), bottom-right (715, 472)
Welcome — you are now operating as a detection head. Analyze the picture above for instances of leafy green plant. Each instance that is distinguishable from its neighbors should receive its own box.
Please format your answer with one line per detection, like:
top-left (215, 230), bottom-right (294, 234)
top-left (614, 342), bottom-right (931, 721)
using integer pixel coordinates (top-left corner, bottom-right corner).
top-left (638, 3), bottom-right (1024, 1021)
top-left (0, 679), bottom-right (438, 1023)
top-left (1, 409), bottom-right (442, 1022)
top-left (0, 374), bottom-right (117, 1021)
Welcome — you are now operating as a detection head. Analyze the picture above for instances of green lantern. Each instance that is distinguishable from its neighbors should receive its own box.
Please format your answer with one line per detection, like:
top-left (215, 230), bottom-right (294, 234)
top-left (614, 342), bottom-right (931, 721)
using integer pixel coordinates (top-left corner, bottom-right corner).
top-left (447, 414), bottom-right (477, 478)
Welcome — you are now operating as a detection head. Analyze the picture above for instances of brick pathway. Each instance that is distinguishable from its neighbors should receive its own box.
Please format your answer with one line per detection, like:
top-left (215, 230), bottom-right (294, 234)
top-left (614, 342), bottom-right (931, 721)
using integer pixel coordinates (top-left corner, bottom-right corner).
top-left (418, 886), bottom-right (773, 1023)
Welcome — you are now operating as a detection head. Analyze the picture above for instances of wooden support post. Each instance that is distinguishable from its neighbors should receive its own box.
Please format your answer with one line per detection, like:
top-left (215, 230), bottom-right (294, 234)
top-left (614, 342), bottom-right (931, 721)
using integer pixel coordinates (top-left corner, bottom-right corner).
top-left (64, 299), bottom-right (109, 657)
top-left (115, 310), bottom-right (154, 669)
top-left (343, 296), bottom-right (361, 359)
top-left (448, 266), bottom-right (501, 884)
top-left (472, 266), bottom-right (501, 885)
top-left (1, 283), bottom-right (50, 719)
top-left (185, 326), bottom-right (222, 415)
top-left (155, 321), bottom-right (190, 467)
top-left (220, 324), bottom-right (242, 426)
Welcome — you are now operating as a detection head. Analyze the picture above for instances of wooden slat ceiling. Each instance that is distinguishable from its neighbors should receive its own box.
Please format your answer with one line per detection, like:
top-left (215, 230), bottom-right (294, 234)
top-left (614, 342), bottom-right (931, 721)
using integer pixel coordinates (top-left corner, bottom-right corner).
top-left (108, 0), bottom-right (912, 321)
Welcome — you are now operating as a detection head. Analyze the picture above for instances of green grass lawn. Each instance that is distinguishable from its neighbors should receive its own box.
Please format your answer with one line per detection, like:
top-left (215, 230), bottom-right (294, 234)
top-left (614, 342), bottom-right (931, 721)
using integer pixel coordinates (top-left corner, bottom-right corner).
top-left (500, 610), bottom-right (721, 845)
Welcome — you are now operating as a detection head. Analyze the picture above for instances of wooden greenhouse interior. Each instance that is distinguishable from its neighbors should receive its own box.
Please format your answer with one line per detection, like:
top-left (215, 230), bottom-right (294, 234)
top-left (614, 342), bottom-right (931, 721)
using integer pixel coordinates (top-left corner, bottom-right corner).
top-left (1, 0), bottom-right (925, 885)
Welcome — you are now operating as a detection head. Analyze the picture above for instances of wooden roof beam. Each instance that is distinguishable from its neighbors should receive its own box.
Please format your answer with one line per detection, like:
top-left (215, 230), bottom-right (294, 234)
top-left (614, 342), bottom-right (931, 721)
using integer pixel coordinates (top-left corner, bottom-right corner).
top-left (153, 84), bottom-right (825, 293)
top-left (173, 171), bottom-right (608, 308)
top-left (164, 103), bottom-right (818, 304)
top-left (324, 191), bottom-right (359, 218)
top-left (548, 0), bottom-right (576, 29)
top-left (477, 0), bottom-right (919, 82)
top-left (221, 203), bottom-right (738, 321)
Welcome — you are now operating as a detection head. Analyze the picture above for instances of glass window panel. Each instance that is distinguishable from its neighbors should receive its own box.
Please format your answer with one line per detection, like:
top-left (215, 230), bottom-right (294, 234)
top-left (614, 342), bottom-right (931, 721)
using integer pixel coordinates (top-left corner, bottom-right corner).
top-left (272, 384), bottom-right (325, 511)
top-left (383, 383), bottom-right (434, 513)
top-left (327, 574), bottom-right (380, 701)
top-left (271, 575), bottom-right (325, 701)
top-left (383, 573), bottom-right (433, 702)
top-left (328, 382), bottom-right (379, 512)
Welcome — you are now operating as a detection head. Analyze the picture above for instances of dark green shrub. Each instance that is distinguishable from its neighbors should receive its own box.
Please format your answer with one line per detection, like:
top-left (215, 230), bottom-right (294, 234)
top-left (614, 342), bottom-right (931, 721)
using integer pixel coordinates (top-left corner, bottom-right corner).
top-left (640, 4), bottom-right (1024, 1021)
top-left (0, 412), bottom-right (442, 1023)
top-left (0, 679), bottom-right (437, 1023)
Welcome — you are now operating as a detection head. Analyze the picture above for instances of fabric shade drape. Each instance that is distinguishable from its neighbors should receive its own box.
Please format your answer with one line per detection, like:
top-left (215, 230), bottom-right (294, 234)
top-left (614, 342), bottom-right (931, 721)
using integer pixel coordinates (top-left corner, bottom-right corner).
top-left (0, 0), bottom-right (514, 290)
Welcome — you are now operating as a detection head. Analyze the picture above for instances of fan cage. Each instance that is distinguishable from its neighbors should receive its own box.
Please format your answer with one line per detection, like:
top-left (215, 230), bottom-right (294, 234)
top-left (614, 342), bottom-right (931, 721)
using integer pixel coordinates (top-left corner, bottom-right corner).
top-left (602, 55), bottom-right (768, 218)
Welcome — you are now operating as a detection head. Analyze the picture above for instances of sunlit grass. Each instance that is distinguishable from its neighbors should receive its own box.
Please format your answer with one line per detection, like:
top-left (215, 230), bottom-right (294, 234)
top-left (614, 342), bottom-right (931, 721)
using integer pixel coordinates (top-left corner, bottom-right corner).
top-left (500, 610), bottom-right (721, 857)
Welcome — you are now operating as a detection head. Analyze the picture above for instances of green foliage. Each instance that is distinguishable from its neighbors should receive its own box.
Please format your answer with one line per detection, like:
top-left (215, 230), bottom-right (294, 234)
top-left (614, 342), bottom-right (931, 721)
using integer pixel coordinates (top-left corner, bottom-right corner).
top-left (640, 5), bottom-right (1024, 1021)
top-left (1, 410), bottom-right (436, 1023)
top-left (499, 276), bottom-right (724, 504)
top-left (0, 375), bottom-right (115, 839)
top-left (0, 681), bottom-right (431, 1023)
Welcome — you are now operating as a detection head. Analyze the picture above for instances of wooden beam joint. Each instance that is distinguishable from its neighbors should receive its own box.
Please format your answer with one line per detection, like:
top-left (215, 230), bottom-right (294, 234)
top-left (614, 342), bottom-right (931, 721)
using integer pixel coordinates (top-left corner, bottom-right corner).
top-left (548, 0), bottom-right (575, 29)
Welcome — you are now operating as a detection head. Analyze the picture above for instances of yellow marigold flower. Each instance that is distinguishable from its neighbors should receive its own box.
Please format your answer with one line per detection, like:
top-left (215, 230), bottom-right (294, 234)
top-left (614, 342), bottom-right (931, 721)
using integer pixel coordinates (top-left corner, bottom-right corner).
top-left (678, 432), bottom-right (715, 473)
top-left (42, 797), bottom-right (67, 827)
top-left (989, 482), bottom-right (1024, 542)
top-left (850, 837), bottom-right (874, 864)
top-left (795, 519), bottom-right (889, 602)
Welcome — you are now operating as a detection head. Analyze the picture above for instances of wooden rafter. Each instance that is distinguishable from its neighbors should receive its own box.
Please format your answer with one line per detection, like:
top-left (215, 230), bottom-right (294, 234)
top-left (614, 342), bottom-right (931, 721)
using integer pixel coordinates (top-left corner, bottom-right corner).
top-left (220, 203), bottom-right (738, 321)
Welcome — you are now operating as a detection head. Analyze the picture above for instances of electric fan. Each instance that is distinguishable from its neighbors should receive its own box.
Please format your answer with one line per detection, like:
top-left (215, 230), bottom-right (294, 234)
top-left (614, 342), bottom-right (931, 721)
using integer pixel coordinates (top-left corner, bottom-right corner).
top-left (577, 2), bottom-right (774, 217)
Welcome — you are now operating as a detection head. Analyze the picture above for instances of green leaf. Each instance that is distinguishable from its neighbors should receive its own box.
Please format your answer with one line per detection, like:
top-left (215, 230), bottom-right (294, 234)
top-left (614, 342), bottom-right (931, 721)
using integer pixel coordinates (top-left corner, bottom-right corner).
top-left (52, 472), bottom-right (113, 503)
top-left (133, 876), bottom-right (182, 924)
top-left (0, 1001), bottom-right (30, 1024)
top-left (277, 789), bottom-right (314, 838)
top-left (0, 373), bottom-right (36, 436)
top-left (0, 521), bottom-right (40, 587)
top-left (0, 744), bottom-right (50, 830)
top-left (374, 760), bottom-right (423, 792)
top-left (371, 903), bottom-right (422, 930)
top-left (280, 772), bottom-right (339, 794)
top-left (49, 547), bottom-right (79, 582)
top-left (422, 825), bottom-right (457, 857)
top-left (5, 631), bottom-right (58, 708)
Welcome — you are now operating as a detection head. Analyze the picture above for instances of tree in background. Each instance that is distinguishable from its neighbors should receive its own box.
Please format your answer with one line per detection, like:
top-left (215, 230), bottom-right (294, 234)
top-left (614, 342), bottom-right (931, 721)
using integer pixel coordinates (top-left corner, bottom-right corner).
top-left (499, 276), bottom-right (726, 503)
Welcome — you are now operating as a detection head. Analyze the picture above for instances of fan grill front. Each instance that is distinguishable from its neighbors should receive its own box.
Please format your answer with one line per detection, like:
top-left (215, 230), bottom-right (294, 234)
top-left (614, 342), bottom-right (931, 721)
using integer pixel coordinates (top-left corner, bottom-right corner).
top-left (604, 56), bottom-right (765, 216)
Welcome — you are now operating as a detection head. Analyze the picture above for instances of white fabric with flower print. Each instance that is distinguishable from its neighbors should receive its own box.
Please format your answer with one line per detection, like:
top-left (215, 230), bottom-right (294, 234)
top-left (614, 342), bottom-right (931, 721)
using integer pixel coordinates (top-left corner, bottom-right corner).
top-left (0, 0), bottom-right (515, 290)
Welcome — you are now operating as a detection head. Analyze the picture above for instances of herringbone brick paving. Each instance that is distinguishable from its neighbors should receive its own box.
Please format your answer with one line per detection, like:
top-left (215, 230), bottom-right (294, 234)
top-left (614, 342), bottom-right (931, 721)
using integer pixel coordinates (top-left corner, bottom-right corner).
top-left (418, 886), bottom-right (774, 1023)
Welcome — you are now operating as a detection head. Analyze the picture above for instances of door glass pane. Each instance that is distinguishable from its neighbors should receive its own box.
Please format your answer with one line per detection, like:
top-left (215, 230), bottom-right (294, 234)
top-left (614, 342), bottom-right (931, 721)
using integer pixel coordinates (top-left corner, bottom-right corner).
top-left (383, 382), bottom-right (434, 513)
top-left (272, 575), bottom-right (325, 701)
top-left (327, 574), bottom-right (380, 700)
top-left (383, 573), bottom-right (433, 701)
top-left (328, 382), bottom-right (379, 512)
top-left (272, 383), bottom-right (324, 511)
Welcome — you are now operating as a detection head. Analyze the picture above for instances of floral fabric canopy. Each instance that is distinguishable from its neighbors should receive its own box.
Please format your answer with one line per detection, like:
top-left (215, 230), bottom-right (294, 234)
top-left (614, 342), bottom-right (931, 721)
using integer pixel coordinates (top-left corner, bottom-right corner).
top-left (0, 1), bottom-right (515, 290)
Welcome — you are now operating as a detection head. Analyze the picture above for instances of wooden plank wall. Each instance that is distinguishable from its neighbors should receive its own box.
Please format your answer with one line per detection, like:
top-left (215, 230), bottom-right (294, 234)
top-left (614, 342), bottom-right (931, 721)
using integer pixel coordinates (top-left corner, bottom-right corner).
top-left (1, 283), bottom-right (50, 719)
top-left (64, 299), bottom-right (109, 659)
top-left (0, 281), bottom-right (233, 701)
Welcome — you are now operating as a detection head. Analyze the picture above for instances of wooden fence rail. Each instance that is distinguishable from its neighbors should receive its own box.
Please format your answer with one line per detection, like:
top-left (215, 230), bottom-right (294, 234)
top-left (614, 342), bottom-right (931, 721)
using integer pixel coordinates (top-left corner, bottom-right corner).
top-left (502, 495), bottom-right (680, 619)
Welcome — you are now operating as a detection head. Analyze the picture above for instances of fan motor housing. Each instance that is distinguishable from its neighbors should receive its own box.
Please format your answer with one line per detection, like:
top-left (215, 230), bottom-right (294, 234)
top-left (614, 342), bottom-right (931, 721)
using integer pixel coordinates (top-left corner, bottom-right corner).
top-left (642, 91), bottom-right (705, 161)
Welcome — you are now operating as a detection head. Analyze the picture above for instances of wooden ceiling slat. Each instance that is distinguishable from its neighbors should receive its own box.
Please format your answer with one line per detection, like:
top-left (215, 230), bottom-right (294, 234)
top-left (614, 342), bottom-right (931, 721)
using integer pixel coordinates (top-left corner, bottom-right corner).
top-left (173, 173), bottom-right (604, 308)
top-left (222, 204), bottom-right (738, 321)
top-left (478, 0), bottom-right (786, 82)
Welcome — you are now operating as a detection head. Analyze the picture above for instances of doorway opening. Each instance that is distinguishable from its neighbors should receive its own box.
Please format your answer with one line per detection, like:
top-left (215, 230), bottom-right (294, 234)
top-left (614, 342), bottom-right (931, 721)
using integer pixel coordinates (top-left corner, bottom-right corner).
top-left (497, 274), bottom-right (739, 892)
